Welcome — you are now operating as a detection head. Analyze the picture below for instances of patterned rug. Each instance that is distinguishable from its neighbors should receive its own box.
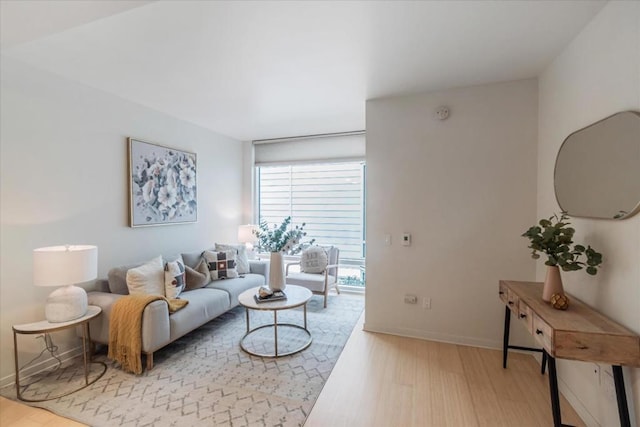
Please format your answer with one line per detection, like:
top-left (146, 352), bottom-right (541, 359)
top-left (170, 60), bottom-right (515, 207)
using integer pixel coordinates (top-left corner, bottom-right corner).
top-left (2, 293), bottom-right (364, 426)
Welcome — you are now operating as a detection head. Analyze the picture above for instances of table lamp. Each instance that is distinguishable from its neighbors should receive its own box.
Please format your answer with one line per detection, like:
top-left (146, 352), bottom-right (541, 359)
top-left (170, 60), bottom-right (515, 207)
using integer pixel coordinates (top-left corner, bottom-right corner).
top-left (238, 224), bottom-right (258, 258)
top-left (33, 245), bottom-right (98, 323)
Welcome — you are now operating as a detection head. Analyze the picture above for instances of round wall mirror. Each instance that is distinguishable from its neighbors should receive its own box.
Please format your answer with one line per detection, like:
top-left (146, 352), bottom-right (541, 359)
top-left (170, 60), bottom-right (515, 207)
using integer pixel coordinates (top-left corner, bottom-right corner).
top-left (554, 111), bottom-right (640, 220)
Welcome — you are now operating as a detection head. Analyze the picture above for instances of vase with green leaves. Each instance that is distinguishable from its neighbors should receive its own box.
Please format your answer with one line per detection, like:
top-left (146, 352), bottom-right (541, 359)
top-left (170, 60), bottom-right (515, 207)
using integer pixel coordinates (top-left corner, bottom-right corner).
top-left (522, 212), bottom-right (603, 302)
top-left (253, 217), bottom-right (315, 291)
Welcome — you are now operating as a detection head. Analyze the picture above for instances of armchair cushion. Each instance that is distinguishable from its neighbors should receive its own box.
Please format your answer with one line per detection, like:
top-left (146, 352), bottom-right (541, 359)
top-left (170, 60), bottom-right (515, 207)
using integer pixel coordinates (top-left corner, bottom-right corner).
top-left (300, 246), bottom-right (328, 273)
top-left (286, 272), bottom-right (336, 293)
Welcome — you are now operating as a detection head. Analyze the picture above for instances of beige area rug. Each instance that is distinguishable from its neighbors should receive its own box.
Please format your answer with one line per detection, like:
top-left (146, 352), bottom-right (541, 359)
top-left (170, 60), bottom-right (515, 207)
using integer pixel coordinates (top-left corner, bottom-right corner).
top-left (2, 293), bottom-right (364, 426)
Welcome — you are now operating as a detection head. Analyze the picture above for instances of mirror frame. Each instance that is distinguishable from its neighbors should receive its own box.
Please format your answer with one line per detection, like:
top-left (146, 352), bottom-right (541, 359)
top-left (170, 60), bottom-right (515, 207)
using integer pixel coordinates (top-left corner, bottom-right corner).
top-left (554, 111), bottom-right (640, 220)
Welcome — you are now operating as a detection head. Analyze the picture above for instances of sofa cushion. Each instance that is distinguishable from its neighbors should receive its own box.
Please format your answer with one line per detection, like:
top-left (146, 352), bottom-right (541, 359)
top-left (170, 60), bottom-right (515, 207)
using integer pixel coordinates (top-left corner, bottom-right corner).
top-left (215, 243), bottom-right (250, 274)
top-left (168, 288), bottom-right (230, 341)
top-left (108, 263), bottom-right (139, 295)
top-left (126, 256), bottom-right (164, 296)
top-left (181, 248), bottom-right (213, 269)
top-left (203, 250), bottom-right (238, 280)
top-left (184, 258), bottom-right (210, 291)
top-left (206, 273), bottom-right (265, 307)
top-left (164, 259), bottom-right (186, 298)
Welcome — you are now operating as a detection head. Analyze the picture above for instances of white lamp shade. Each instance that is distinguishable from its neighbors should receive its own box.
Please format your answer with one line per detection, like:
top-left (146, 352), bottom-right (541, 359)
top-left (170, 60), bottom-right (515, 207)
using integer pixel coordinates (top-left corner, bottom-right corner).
top-left (33, 245), bottom-right (98, 287)
top-left (238, 225), bottom-right (258, 244)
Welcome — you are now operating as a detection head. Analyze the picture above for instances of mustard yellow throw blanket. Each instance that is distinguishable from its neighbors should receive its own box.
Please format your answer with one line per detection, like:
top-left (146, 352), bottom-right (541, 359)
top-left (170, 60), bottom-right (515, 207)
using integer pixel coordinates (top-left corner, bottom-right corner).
top-left (108, 294), bottom-right (188, 374)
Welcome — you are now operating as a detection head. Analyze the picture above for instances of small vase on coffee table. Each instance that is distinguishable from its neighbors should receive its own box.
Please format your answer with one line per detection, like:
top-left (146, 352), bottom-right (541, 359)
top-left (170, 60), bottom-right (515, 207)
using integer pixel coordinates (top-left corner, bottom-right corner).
top-left (269, 252), bottom-right (286, 291)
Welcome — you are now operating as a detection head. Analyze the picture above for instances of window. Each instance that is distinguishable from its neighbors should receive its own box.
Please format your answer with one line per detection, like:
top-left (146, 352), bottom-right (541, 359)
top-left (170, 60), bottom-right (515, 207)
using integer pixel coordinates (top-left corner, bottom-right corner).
top-left (256, 161), bottom-right (366, 287)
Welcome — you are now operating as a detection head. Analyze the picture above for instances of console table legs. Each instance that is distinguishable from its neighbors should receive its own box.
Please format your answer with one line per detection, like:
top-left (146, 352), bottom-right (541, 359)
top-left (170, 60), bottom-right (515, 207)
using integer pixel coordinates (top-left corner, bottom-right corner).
top-left (543, 353), bottom-right (630, 427)
top-left (612, 365), bottom-right (631, 427)
top-left (502, 306), bottom-right (510, 368)
top-left (545, 351), bottom-right (574, 427)
top-left (502, 305), bottom-right (544, 370)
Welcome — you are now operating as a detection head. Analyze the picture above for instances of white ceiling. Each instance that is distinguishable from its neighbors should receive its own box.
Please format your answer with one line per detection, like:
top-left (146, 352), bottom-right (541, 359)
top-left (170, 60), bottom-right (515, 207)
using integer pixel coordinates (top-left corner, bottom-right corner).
top-left (0, 0), bottom-right (605, 141)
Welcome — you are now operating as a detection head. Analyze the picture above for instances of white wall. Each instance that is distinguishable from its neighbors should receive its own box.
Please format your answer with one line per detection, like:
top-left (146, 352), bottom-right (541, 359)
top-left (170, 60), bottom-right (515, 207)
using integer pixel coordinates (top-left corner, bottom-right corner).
top-left (538, 2), bottom-right (640, 426)
top-left (365, 79), bottom-right (538, 349)
top-left (0, 57), bottom-right (244, 383)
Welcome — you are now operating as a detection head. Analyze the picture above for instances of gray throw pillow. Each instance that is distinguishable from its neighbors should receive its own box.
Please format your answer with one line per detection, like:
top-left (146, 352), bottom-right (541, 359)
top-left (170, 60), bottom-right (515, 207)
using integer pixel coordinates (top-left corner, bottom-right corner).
top-left (300, 246), bottom-right (328, 274)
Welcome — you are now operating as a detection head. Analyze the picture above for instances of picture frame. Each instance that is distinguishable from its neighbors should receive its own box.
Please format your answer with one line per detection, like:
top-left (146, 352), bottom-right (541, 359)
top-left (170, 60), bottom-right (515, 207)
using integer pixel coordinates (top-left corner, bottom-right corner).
top-left (128, 137), bottom-right (197, 227)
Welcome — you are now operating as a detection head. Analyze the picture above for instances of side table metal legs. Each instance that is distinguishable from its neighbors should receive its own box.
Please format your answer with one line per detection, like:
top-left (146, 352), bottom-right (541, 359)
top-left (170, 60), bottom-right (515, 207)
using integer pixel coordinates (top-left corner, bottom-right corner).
top-left (13, 326), bottom-right (106, 402)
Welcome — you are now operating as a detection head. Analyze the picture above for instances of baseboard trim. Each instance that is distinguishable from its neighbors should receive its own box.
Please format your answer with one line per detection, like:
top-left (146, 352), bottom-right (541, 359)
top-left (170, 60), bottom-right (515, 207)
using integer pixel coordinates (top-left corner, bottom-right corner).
top-left (362, 322), bottom-right (501, 350)
top-left (557, 375), bottom-right (601, 427)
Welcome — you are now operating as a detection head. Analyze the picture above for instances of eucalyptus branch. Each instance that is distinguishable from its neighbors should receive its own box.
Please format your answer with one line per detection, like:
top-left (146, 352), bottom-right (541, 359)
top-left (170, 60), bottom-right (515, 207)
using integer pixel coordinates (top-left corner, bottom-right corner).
top-left (253, 216), bottom-right (315, 255)
top-left (522, 212), bottom-right (603, 275)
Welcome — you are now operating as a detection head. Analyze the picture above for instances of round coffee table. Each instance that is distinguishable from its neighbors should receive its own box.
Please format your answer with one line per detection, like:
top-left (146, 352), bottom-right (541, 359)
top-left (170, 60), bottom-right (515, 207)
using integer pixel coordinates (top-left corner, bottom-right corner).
top-left (238, 285), bottom-right (313, 357)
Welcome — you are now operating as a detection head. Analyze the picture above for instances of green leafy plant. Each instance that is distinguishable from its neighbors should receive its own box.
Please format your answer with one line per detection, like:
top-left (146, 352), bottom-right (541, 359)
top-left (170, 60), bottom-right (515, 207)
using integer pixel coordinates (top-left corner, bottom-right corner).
top-left (253, 216), bottom-right (315, 254)
top-left (522, 212), bottom-right (603, 275)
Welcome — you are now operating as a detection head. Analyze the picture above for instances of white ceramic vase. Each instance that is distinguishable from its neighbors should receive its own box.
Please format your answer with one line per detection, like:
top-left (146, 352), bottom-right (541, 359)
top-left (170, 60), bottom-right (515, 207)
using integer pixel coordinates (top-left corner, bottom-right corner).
top-left (269, 251), bottom-right (286, 291)
top-left (542, 265), bottom-right (564, 302)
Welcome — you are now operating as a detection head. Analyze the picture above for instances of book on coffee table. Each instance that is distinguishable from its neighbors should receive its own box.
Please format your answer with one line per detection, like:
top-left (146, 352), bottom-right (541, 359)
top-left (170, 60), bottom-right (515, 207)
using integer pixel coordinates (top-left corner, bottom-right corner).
top-left (254, 290), bottom-right (287, 303)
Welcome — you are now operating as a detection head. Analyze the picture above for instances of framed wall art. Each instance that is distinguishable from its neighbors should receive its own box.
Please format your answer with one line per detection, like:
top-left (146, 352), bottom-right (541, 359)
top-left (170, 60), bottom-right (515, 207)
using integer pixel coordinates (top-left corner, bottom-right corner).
top-left (128, 137), bottom-right (197, 227)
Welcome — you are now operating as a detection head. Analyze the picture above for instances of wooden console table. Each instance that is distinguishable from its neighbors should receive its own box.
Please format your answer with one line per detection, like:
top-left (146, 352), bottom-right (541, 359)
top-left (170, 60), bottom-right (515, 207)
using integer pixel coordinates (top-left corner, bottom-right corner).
top-left (499, 280), bottom-right (640, 427)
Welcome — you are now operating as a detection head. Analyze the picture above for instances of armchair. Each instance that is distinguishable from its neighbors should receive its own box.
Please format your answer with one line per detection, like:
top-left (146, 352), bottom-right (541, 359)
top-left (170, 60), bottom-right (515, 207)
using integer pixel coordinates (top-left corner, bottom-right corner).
top-left (285, 246), bottom-right (340, 308)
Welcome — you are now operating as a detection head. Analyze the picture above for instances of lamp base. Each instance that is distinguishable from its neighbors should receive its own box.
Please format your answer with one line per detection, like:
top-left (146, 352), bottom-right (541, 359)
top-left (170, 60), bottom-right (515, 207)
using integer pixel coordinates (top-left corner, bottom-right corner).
top-left (45, 285), bottom-right (88, 323)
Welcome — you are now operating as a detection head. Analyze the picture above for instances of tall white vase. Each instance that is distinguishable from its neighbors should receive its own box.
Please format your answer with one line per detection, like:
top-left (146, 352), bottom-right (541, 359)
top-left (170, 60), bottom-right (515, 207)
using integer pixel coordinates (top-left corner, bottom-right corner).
top-left (542, 265), bottom-right (564, 302)
top-left (269, 251), bottom-right (286, 291)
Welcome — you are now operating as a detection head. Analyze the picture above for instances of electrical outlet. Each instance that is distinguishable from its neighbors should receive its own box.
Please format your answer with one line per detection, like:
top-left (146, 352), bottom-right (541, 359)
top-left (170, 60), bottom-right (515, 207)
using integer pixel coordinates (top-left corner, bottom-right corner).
top-left (404, 294), bottom-right (418, 304)
top-left (422, 297), bottom-right (431, 309)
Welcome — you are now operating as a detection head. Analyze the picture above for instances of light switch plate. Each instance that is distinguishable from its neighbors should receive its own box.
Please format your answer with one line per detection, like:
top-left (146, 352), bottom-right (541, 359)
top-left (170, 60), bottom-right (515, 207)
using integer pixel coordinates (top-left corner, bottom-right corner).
top-left (402, 233), bottom-right (411, 246)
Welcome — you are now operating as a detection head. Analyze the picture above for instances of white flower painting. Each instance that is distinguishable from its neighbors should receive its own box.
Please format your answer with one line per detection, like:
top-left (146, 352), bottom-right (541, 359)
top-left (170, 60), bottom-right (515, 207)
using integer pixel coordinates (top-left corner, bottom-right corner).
top-left (129, 138), bottom-right (197, 227)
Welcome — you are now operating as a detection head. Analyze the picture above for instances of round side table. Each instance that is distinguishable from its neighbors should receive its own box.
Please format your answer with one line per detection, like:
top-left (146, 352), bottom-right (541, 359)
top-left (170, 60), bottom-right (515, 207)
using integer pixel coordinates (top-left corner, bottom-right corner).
top-left (12, 305), bottom-right (107, 402)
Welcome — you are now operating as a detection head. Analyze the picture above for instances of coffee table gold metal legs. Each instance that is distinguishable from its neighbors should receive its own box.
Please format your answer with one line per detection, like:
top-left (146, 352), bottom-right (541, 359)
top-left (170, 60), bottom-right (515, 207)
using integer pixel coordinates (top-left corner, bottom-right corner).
top-left (240, 303), bottom-right (312, 358)
top-left (274, 311), bottom-right (278, 356)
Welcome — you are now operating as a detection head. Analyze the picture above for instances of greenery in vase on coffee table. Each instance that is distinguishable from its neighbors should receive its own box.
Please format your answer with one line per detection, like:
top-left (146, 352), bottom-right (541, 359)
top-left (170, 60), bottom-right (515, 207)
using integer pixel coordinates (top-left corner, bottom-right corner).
top-left (522, 212), bottom-right (603, 275)
top-left (253, 216), bottom-right (315, 254)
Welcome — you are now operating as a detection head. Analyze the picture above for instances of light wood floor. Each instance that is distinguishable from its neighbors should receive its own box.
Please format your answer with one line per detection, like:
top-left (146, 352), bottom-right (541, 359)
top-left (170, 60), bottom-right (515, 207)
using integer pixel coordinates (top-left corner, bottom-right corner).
top-left (306, 313), bottom-right (584, 427)
top-left (1, 313), bottom-right (584, 427)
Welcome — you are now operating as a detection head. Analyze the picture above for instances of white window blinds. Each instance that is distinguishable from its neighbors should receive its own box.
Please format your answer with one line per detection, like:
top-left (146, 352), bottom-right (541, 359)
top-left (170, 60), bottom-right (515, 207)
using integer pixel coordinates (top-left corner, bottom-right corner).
top-left (253, 132), bottom-right (365, 166)
top-left (257, 162), bottom-right (365, 261)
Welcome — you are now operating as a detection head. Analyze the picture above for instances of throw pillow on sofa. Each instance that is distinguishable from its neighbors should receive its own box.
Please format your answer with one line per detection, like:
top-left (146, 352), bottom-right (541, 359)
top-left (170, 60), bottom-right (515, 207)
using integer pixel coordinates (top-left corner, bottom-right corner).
top-left (126, 256), bottom-right (164, 296)
top-left (202, 250), bottom-right (238, 280)
top-left (215, 243), bottom-right (250, 274)
top-left (184, 258), bottom-right (210, 290)
top-left (164, 259), bottom-right (186, 298)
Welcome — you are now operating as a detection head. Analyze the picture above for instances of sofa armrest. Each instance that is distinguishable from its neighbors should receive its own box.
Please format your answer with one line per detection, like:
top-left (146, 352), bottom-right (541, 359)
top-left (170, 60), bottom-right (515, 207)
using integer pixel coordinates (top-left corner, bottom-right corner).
top-left (249, 259), bottom-right (269, 278)
top-left (84, 291), bottom-right (171, 353)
